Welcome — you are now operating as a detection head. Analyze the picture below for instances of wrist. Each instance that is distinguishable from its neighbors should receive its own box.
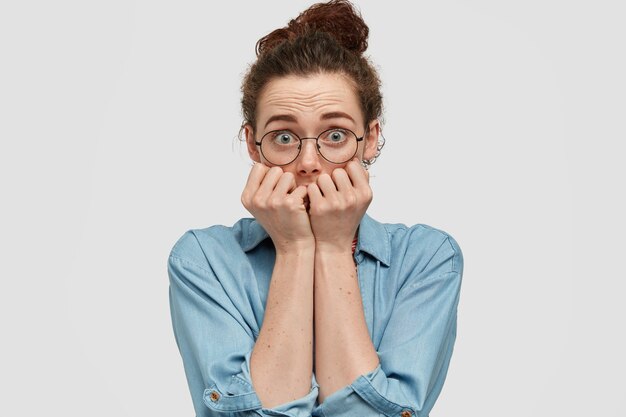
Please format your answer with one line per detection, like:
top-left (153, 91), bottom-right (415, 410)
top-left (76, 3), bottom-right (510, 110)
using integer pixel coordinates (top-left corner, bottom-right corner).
top-left (314, 240), bottom-right (354, 255)
top-left (274, 237), bottom-right (316, 256)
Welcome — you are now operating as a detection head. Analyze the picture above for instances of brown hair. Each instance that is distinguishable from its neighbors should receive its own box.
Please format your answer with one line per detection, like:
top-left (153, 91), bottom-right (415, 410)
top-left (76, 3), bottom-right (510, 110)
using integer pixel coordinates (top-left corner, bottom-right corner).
top-left (240, 0), bottom-right (385, 165)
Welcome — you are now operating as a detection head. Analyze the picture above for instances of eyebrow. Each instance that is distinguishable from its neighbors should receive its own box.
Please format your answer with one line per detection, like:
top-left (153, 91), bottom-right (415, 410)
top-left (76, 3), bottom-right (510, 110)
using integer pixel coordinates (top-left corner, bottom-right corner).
top-left (263, 111), bottom-right (356, 129)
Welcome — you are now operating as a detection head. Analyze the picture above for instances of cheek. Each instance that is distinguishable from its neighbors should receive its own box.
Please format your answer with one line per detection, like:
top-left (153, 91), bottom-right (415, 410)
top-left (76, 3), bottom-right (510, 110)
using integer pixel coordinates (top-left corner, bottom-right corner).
top-left (259, 154), bottom-right (279, 168)
top-left (281, 165), bottom-right (299, 176)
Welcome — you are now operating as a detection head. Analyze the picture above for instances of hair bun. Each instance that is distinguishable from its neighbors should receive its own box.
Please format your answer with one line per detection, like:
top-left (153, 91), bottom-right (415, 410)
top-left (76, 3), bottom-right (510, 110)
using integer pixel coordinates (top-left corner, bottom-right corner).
top-left (256, 0), bottom-right (369, 56)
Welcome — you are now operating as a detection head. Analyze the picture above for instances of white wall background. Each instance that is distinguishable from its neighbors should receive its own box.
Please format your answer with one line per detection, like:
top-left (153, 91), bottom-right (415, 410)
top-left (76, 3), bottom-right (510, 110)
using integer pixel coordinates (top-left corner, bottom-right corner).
top-left (1, 0), bottom-right (624, 416)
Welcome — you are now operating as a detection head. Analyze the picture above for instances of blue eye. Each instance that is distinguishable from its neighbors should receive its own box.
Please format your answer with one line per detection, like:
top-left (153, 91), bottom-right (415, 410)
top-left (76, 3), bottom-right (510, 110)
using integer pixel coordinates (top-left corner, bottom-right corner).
top-left (272, 131), bottom-right (296, 145)
top-left (321, 129), bottom-right (348, 144)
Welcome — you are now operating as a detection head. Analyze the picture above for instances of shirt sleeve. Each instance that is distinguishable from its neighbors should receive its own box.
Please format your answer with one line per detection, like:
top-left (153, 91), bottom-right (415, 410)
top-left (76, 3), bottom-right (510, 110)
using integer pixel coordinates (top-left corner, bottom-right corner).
top-left (312, 234), bottom-right (463, 417)
top-left (168, 231), bottom-right (319, 417)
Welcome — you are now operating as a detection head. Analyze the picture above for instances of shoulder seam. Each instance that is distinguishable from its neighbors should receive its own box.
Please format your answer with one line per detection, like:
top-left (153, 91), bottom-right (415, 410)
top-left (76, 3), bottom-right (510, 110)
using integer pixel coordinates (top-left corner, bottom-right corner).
top-left (170, 227), bottom-right (226, 267)
top-left (444, 236), bottom-right (461, 273)
top-left (418, 235), bottom-right (451, 275)
top-left (168, 254), bottom-right (213, 275)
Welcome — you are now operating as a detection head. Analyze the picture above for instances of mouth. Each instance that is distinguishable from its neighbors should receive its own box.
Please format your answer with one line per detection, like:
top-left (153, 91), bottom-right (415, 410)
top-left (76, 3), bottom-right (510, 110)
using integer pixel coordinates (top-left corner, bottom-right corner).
top-left (303, 195), bottom-right (310, 211)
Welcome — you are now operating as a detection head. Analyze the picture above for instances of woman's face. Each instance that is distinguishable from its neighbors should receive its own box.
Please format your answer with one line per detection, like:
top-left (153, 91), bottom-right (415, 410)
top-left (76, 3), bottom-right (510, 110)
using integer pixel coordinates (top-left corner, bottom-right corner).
top-left (245, 72), bottom-right (380, 187)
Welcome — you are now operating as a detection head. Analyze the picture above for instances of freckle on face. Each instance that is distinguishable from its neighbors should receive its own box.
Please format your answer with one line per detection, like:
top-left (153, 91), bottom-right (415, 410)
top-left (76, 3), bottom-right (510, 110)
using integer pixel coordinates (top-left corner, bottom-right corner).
top-left (253, 73), bottom-right (368, 186)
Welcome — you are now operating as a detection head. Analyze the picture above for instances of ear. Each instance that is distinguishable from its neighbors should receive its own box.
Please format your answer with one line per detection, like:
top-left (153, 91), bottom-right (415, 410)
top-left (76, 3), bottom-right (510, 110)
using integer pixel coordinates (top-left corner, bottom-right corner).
top-left (362, 119), bottom-right (381, 161)
top-left (244, 123), bottom-right (262, 163)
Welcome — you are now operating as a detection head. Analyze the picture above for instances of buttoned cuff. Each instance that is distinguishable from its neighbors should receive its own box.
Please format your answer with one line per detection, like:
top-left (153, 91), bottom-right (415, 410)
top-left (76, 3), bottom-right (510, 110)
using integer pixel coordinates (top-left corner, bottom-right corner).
top-left (203, 350), bottom-right (319, 417)
top-left (312, 364), bottom-right (417, 417)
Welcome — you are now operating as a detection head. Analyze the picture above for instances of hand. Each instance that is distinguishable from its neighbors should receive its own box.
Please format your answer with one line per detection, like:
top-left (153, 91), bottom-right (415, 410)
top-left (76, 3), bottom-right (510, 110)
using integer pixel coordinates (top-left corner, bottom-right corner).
top-left (307, 159), bottom-right (373, 251)
top-left (241, 163), bottom-right (314, 252)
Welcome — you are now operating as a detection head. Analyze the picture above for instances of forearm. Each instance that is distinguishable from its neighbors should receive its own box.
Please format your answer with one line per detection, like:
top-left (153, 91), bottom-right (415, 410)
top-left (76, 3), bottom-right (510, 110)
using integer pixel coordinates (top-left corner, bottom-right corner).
top-left (314, 245), bottom-right (380, 403)
top-left (250, 243), bottom-right (315, 408)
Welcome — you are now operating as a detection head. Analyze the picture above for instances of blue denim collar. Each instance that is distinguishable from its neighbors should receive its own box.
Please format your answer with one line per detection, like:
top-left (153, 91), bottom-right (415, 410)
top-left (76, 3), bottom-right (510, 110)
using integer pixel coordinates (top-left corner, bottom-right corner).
top-left (241, 213), bottom-right (390, 266)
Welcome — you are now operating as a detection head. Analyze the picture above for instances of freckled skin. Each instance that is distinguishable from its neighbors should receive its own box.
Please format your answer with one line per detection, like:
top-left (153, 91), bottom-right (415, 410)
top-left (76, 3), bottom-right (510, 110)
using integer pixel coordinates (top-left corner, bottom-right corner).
top-left (245, 73), bottom-right (380, 187)
top-left (243, 73), bottom-right (382, 408)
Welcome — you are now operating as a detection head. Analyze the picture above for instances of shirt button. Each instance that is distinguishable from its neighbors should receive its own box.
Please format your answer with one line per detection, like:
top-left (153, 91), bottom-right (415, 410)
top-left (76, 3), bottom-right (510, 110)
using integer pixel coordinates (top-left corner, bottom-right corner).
top-left (209, 391), bottom-right (220, 402)
top-left (400, 410), bottom-right (413, 417)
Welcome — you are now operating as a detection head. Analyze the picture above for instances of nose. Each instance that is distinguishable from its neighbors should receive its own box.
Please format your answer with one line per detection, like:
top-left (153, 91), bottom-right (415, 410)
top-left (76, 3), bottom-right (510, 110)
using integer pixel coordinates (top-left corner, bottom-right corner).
top-left (295, 138), bottom-right (322, 176)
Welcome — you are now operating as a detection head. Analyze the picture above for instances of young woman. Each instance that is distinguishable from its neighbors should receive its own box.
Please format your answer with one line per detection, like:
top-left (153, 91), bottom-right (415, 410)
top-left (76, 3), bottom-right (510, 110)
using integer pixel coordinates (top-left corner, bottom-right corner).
top-left (168, 1), bottom-right (464, 416)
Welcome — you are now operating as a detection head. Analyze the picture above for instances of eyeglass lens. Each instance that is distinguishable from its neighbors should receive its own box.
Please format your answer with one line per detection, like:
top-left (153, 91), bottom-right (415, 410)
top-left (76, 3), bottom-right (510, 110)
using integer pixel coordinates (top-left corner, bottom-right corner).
top-left (260, 128), bottom-right (359, 165)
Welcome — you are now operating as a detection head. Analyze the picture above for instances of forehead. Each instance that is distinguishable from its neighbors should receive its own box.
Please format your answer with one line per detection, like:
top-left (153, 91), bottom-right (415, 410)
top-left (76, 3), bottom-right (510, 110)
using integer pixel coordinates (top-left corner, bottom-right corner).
top-left (257, 73), bottom-right (363, 128)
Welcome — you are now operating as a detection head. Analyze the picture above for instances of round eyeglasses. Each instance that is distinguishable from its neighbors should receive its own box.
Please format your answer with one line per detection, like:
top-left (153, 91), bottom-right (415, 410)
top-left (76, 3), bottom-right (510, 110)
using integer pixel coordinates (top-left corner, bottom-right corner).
top-left (255, 128), bottom-right (365, 166)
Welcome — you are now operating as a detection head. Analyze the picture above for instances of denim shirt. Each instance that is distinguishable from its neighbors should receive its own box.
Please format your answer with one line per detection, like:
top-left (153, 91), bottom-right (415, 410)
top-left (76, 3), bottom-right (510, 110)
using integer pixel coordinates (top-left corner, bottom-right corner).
top-left (168, 213), bottom-right (463, 417)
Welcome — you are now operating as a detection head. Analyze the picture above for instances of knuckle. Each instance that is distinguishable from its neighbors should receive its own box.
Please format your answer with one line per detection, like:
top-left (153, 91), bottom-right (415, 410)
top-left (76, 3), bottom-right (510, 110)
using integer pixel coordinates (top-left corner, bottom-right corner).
top-left (313, 201), bottom-right (327, 213)
top-left (252, 195), bottom-right (265, 208)
top-left (241, 190), bottom-right (253, 206)
top-left (309, 205), bottom-right (323, 216)
top-left (268, 197), bottom-right (284, 209)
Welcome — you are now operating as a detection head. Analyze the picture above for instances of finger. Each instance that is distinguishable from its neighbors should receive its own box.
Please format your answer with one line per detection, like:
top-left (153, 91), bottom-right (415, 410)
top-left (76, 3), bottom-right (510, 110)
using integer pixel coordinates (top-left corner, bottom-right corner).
top-left (255, 166), bottom-right (284, 199)
top-left (331, 168), bottom-right (353, 192)
top-left (244, 162), bottom-right (269, 193)
top-left (273, 172), bottom-right (297, 196)
top-left (316, 173), bottom-right (338, 197)
top-left (307, 183), bottom-right (324, 206)
top-left (345, 158), bottom-right (369, 190)
top-left (290, 185), bottom-right (308, 201)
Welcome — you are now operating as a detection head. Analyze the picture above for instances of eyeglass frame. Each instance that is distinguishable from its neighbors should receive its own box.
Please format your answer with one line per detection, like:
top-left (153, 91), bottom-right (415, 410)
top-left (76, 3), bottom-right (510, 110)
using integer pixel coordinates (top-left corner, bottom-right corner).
top-left (254, 126), bottom-right (368, 166)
